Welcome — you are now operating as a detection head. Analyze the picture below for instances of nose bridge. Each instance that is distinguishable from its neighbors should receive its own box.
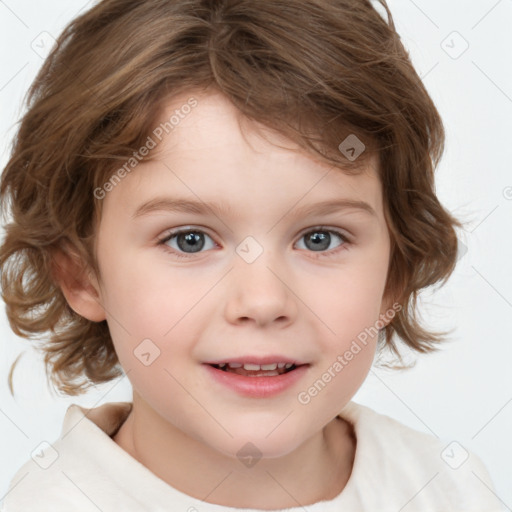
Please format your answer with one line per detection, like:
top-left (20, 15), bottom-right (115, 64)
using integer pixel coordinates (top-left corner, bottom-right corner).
top-left (224, 238), bottom-right (296, 326)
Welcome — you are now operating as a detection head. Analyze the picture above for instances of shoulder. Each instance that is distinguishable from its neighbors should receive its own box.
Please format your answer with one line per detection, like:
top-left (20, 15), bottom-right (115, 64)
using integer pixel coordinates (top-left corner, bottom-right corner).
top-left (1, 452), bottom-right (100, 512)
top-left (2, 402), bottom-right (133, 512)
top-left (337, 401), bottom-right (504, 511)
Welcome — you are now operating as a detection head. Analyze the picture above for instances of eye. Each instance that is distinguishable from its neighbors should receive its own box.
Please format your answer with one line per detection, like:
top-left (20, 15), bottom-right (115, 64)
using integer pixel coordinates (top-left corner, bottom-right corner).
top-left (158, 228), bottom-right (216, 258)
top-left (295, 227), bottom-right (349, 257)
top-left (158, 226), bottom-right (350, 260)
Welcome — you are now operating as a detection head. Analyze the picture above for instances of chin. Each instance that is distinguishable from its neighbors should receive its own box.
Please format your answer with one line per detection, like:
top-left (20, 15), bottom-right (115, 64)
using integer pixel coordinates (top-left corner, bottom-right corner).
top-left (203, 423), bottom-right (307, 462)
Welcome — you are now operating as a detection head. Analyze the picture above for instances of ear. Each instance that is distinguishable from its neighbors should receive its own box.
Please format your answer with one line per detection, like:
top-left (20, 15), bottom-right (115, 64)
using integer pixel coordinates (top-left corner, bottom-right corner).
top-left (51, 247), bottom-right (106, 322)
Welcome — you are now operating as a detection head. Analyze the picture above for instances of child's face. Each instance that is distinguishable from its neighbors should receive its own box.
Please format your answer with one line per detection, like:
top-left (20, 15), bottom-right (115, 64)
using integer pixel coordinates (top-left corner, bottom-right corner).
top-left (91, 90), bottom-right (391, 459)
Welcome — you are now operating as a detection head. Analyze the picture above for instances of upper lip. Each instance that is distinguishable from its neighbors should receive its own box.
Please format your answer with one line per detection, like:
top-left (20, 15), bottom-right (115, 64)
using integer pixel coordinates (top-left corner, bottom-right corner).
top-left (204, 355), bottom-right (307, 366)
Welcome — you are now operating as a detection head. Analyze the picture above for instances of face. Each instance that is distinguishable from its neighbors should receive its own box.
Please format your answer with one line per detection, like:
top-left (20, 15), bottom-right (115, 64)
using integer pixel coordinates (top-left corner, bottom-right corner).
top-left (91, 90), bottom-right (392, 459)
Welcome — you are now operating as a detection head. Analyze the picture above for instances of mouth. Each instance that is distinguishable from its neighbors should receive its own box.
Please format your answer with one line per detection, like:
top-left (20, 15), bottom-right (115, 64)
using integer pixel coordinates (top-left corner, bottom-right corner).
top-left (207, 361), bottom-right (301, 377)
top-left (203, 359), bottom-right (310, 398)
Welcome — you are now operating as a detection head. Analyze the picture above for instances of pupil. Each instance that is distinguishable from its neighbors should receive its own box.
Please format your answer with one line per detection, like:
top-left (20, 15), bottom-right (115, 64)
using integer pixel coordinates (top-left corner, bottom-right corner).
top-left (307, 231), bottom-right (329, 251)
top-left (178, 232), bottom-right (204, 253)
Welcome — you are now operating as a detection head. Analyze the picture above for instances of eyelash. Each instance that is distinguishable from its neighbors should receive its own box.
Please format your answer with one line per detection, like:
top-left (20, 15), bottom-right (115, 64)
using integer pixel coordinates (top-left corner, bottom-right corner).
top-left (157, 226), bottom-right (351, 260)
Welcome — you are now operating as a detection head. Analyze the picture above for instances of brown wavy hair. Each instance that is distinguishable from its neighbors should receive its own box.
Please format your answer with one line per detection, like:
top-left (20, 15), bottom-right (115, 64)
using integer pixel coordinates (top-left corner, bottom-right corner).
top-left (0, 0), bottom-right (460, 396)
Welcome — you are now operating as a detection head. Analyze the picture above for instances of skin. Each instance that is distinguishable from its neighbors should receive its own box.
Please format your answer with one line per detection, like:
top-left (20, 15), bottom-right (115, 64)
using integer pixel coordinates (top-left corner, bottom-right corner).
top-left (57, 89), bottom-right (393, 509)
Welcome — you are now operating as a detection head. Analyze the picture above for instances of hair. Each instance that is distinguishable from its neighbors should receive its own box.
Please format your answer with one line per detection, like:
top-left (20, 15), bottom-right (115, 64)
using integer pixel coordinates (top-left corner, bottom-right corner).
top-left (0, 0), bottom-right (460, 396)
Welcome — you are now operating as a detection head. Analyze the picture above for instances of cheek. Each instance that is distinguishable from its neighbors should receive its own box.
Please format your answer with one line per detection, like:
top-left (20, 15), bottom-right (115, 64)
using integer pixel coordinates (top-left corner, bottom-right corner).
top-left (99, 256), bottom-right (209, 334)
top-left (99, 259), bottom-right (218, 380)
top-left (300, 256), bottom-right (387, 407)
top-left (308, 260), bottom-right (388, 340)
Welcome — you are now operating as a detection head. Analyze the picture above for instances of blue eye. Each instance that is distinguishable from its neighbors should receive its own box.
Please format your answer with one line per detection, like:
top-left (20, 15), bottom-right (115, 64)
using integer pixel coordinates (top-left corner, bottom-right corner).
top-left (159, 229), bottom-right (216, 258)
top-left (296, 228), bottom-right (348, 255)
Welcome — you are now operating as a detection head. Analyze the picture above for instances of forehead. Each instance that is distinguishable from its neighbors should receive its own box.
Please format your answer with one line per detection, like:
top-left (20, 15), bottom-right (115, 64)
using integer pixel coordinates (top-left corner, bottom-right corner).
top-left (100, 90), bottom-right (383, 220)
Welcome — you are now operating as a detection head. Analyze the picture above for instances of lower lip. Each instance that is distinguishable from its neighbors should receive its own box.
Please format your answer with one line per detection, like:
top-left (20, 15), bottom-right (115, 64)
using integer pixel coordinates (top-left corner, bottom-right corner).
top-left (203, 364), bottom-right (309, 398)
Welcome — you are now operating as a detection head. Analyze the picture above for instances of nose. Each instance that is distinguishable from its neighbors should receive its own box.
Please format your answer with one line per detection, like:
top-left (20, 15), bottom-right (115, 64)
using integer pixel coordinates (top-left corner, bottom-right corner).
top-left (223, 251), bottom-right (297, 328)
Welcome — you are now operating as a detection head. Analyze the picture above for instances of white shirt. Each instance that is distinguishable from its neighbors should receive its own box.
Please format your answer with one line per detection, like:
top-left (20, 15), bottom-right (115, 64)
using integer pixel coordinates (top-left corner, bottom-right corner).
top-left (1, 400), bottom-right (504, 511)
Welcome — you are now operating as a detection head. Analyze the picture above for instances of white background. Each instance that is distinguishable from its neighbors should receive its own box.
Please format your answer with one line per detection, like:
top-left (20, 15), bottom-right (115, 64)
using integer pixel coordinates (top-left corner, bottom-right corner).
top-left (0, 0), bottom-right (511, 508)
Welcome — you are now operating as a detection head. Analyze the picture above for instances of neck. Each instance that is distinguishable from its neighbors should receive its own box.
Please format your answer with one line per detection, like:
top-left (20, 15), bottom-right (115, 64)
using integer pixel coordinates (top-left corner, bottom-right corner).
top-left (113, 393), bottom-right (356, 509)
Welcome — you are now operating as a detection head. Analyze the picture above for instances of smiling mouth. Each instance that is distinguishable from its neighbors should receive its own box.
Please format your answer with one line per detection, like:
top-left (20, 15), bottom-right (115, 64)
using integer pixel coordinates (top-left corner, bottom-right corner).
top-left (209, 362), bottom-right (300, 377)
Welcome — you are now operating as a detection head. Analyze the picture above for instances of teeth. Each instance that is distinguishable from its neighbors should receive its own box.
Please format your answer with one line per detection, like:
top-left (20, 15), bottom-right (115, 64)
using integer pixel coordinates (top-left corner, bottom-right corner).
top-left (244, 363), bottom-right (261, 371)
top-left (220, 362), bottom-right (293, 371)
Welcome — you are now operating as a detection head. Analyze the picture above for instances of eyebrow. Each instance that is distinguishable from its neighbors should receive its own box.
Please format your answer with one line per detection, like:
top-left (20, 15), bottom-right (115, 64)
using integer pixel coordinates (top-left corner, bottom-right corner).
top-left (131, 196), bottom-right (376, 220)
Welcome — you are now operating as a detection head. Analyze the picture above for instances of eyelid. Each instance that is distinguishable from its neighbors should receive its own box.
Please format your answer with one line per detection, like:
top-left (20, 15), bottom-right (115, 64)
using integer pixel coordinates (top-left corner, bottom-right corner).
top-left (157, 226), bottom-right (219, 249)
top-left (157, 227), bottom-right (218, 260)
top-left (157, 225), bottom-right (352, 244)
top-left (296, 225), bottom-right (352, 243)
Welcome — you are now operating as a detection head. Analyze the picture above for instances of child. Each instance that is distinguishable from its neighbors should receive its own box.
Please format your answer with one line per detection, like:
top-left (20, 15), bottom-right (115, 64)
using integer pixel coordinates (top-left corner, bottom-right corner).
top-left (0, 0), bottom-right (504, 510)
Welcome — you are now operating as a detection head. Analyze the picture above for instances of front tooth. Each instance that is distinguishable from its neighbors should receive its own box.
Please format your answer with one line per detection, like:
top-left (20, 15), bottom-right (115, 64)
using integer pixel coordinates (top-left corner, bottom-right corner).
top-left (243, 363), bottom-right (261, 371)
top-left (228, 362), bottom-right (242, 368)
top-left (284, 363), bottom-right (293, 369)
top-left (261, 363), bottom-right (277, 370)
top-left (277, 363), bottom-right (286, 369)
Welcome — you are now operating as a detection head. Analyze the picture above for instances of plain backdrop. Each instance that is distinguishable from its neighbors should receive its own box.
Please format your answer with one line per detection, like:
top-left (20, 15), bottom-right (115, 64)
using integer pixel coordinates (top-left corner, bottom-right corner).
top-left (0, 0), bottom-right (511, 508)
